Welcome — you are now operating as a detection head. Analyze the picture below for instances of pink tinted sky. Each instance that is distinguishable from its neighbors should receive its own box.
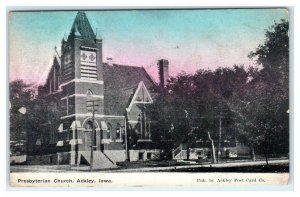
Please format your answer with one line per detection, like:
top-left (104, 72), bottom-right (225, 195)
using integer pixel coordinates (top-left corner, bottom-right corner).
top-left (9, 9), bottom-right (288, 84)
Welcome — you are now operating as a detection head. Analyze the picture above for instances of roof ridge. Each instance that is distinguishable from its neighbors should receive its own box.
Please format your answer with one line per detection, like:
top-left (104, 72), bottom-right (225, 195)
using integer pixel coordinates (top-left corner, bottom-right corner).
top-left (103, 63), bottom-right (146, 69)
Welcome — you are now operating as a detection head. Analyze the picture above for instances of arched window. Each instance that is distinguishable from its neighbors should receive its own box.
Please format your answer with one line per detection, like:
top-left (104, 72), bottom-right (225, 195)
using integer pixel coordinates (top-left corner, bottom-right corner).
top-left (84, 120), bottom-right (98, 132)
top-left (136, 113), bottom-right (142, 139)
top-left (85, 121), bottom-right (93, 130)
top-left (107, 123), bottom-right (112, 139)
top-left (48, 101), bottom-right (59, 144)
top-left (116, 123), bottom-right (122, 140)
top-left (136, 111), bottom-right (151, 140)
top-left (86, 89), bottom-right (93, 96)
top-left (85, 120), bottom-right (96, 147)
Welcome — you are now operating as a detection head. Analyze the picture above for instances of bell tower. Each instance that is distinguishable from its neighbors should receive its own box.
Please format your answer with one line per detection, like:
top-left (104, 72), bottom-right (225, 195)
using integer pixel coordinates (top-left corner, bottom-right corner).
top-left (59, 11), bottom-right (104, 165)
top-left (60, 11), bottom-right (104, 116)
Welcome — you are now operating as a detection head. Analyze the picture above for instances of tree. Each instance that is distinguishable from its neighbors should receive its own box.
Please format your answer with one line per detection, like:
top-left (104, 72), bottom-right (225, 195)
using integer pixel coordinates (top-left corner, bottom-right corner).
top-left (249, 19), bottom-right (289, 87)
top-left (233, 19), bottom-right (289, 163)
top-left (9, 80), bottom-right (36, 155)
top-left (192, 66), bottom-right (250, 162)
top-left (147, 20), bottom-right (288, 165)
top-left (148, 66), bottom-right (250, 162)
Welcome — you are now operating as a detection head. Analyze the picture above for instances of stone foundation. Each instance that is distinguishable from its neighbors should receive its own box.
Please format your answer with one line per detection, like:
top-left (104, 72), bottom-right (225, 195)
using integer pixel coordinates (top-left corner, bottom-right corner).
top-left (129, 149), bottom-right (161, 161)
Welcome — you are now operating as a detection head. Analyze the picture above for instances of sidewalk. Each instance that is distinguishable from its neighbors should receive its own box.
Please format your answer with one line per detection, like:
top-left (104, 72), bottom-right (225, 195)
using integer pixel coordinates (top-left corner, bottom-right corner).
top-left (105, 159), bottom-right (289, 172)
top-left (10, 159), bottom-right (289, 172)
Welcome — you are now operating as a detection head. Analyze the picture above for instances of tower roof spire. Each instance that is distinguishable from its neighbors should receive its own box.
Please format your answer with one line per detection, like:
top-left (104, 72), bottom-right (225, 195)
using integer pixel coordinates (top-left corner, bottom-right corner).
top-left (70, 11), bottom-right (95, 39)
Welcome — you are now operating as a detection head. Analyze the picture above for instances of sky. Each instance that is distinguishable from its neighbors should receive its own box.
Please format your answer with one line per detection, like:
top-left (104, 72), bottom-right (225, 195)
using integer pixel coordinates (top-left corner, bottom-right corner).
top-left (8, 9), bottom-right (288, 84)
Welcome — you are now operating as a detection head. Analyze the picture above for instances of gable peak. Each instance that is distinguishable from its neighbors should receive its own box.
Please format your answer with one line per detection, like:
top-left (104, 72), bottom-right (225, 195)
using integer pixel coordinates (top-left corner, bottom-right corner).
top-left (126, 81), bottom-right (153, 112)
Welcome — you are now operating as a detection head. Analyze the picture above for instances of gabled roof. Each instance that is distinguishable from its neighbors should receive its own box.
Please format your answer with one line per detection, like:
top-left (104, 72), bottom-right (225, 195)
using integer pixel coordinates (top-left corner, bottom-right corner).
top-left (126, 81), bottom-right (153, 112)
top-left (37, 48), bottom-right (61, 85)
top-left (103, 63), bottom-right (156, 116)
top-left (70, 11), bottom-right (95, 40)
top-left (53, 47), bottom-right (61, 67)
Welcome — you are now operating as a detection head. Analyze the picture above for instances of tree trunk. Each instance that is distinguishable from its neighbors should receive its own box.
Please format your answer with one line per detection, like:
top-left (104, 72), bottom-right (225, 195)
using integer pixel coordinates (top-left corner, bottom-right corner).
top-left (207, 131), bottom-right (216, 164)
top-left (211, 141), bottom-right (216, 164)
top-left (217, 115), bottom-right (222, 163)
top-left (251, 147), bottom-right (256, 161)
top-left (263, 137), bottom-right (270, 167)
top-left (187, 145), bottom-right (190, 161)
top-left (264, 152), bottom-right (269, 166)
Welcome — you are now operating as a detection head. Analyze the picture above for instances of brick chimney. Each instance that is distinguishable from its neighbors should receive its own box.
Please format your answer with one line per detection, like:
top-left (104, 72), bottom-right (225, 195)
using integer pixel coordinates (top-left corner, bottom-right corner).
top-left (158, 59), bottom-right (169, 87)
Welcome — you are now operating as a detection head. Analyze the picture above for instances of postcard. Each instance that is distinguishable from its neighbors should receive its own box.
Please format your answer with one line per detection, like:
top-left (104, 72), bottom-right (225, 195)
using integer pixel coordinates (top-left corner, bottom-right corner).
top-left (8, 8), bottom-right (290, 188)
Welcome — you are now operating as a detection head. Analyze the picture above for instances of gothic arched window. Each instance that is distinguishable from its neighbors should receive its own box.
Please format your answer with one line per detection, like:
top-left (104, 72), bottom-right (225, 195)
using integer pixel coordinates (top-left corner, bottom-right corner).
top-left (85, 121), bottom-right (93, 130)
top-left (107, 123), bottom-right (112, 139)
top-left (116, 123), bottom-right (122, 140)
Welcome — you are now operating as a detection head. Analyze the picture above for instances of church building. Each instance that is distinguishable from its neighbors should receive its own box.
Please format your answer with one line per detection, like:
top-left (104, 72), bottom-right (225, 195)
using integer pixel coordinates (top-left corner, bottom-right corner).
top-left (32, 11), bottom-right (169, 169)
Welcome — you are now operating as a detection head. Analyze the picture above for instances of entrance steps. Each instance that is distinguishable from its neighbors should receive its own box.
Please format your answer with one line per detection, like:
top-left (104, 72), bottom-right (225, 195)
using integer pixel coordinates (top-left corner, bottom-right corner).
top-left (80, 151), bottom-right (117, 170)
top-left (172, 144), bottom-right (188, 160)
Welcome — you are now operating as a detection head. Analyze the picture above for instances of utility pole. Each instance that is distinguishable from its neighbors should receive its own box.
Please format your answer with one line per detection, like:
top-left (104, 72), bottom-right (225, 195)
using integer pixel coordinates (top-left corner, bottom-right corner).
top-left (217, 113), bottom-right (222, 163)
top-left (86, 90), bottom-right (100, 171)
top-left (124, 118), bottom-right (129, 161)
top-left (207, 131), bottom-right (216, 163)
